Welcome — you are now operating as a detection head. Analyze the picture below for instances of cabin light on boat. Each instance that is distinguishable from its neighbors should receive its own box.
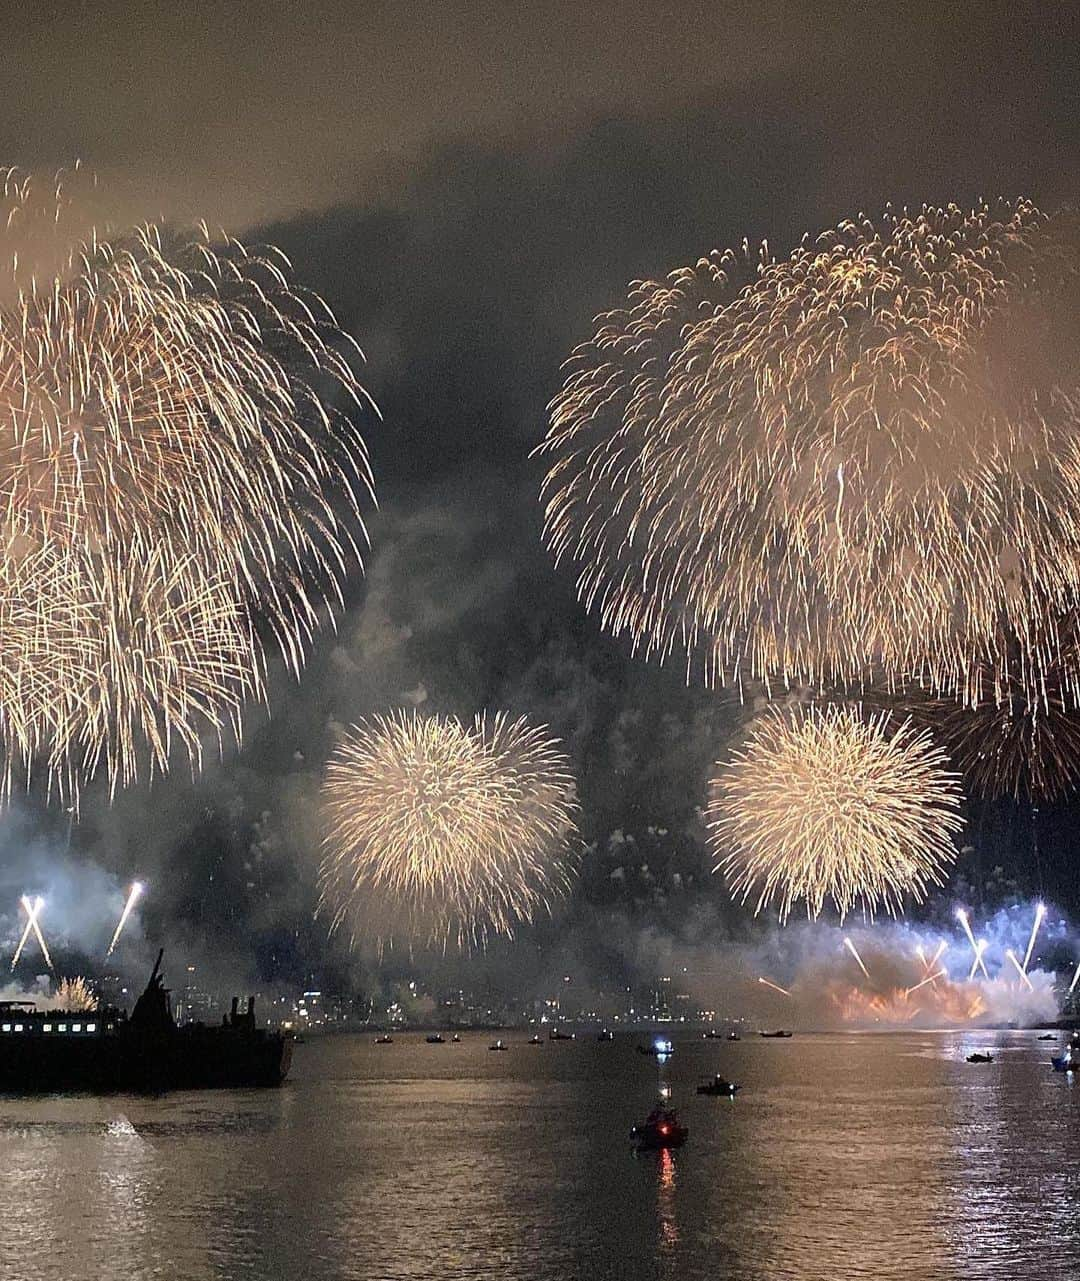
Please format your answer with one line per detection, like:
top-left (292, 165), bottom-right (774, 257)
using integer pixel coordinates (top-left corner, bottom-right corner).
top-left (72, 1024), bottom-right (82, 1033)
top-left (87, 1023), bottom-right (96, 1033)
top-left (58, 1024), bottom-right (67, 1032)
top-left (14, 1025), bottom-right (22, 1032)
top-left (1, 1025), bottom-right (10, 1033)
top-left (43, 1024), bottom-right (52, 1032)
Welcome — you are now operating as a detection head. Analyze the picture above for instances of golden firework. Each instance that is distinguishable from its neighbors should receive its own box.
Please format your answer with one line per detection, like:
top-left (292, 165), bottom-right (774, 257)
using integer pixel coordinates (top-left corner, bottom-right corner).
top-left (708, 704), bottom-right (963, 922)
top-left (318, 710), bottom-right (578, 951)
top-left (538, 200), bottom-right (1080, 700)
top-left (51, 975), bottom-right (96, 1012)
top-left (0, 169), bottom-right (374, 799)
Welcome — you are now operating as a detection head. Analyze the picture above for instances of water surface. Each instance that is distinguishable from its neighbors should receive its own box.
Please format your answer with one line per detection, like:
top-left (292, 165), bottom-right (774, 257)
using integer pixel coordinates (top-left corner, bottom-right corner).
top-left (1, 1029), bottom-right (1077, 1280)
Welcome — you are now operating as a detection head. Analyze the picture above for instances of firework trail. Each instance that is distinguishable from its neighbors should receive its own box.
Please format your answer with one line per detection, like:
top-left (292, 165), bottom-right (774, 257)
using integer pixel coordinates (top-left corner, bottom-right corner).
top-left (0, 168), bottom-right (375, 801)
top-left (105, 881), bottom-right (143, 957)
top-left (955, 908), bottom-right (990, 979)
top-left (1005, 949), bottom-right (1035, 991)
top-left (538, 200), bottom-right (1080, 704)
top-left (11, 895), bottom-right (51, 970)
top-left (1022, 901), bottom-right (1047, 973)
top-left (318, 711), bottom-right (578, 951)
top-left (708, 705), bottom-right (963, 922)
top-left (905, 969), bottom-right (947, 998)
top-left (1070, 961), bottom-right (1080, 995)
top-left (968, 940), bottom-right (988, 982)
top-left (758, 977), bottom-right (791, 997)
top-left (9, 897), bottom-right (37, 970)
top-left (843, 937), bottom-right (871, 980)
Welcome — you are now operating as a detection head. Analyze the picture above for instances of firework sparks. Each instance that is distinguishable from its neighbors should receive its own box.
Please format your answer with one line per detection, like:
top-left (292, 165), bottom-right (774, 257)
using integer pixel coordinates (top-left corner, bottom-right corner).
top-left (0, 168), bottom-right (375, 802)
top-left (318, 711), bottom-right (578, 951)
top-left (708, 705), bottom-right (963, 922)
top-left (538, 200), bottom-right (1080, 702)
top-left (105, 881), bottom-right (144, 957)
top-left (1022, 901), bottom-right (1047, 973)
top-left (11, 895), bottom-right (51, 971)
top-left (1069, 961), bottom-right (1080, 995)
top-left (843, 937), bottom-right (871, 981)
top-left (758, 977), bottom-right (791, 998)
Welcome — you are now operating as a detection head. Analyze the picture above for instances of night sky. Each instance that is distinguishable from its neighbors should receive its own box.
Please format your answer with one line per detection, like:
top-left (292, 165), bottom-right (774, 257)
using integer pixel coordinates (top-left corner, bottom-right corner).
top-left (4, 1), bottom-right (1080, 992)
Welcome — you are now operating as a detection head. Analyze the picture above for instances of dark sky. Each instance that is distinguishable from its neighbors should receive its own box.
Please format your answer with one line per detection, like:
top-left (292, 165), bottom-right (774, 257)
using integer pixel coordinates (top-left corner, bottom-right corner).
top-left (4, 1), bottom-right (1080, 991)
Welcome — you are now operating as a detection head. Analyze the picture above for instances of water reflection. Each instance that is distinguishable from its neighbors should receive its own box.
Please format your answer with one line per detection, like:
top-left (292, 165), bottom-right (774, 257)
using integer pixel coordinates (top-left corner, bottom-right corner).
top-left (656, 1147), bottom-right (679, 1252)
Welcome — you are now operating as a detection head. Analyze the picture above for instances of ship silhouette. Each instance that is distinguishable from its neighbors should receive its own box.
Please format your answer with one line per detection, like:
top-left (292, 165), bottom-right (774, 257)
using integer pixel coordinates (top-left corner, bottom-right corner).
top-left (0, 950), bottom-right (292, 1092)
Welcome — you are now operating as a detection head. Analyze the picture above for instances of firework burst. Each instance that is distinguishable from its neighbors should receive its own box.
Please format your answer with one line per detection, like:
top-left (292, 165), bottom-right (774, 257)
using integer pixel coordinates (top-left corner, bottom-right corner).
top-left (0, 168), bottom-right (374, 799)
top-left (538, 200), bottom-right (1080, 699)
top-left (51, 975), bottom-right (96, 1012)
top-left (318, 711), bottom-right (578, 951)
top-left (708, 705), bottom-right (963, 922)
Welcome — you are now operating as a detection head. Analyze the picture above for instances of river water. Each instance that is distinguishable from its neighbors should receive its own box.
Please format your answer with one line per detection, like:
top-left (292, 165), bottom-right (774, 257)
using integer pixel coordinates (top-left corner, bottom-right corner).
top-left (0, 1028), bottom-right (1077, 1280)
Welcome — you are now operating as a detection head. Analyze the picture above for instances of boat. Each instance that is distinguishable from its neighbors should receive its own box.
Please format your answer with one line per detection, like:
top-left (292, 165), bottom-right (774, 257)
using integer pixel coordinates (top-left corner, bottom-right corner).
top-left (451, 1034), bottom-right (462, 1043)
top-left (528, 1034), bottom-right (543, 1045)
top-left (425, 1034), bottom-right (445, 1044)
top-left (727, 1030), bottom-right (741, 1042)
top-left (759, 1030), bottom-right (793, 1039)
top-left (696, 1074), bottom-right (740, 1097)
top-left (597, 1029), bottom-right (615, 1042)
top-left (1038, 1034), bottom-right (1057, 1041)
top-left (637, 1038), bottom-right (674, 1057)
top-left (702, 1028), bottom-right (723, 1040)
top-left (631, 1098), bottom-right (688, 1150)
top-left (549, 1028), bottom-right (575, 1041)
top-left (966, 1052), bottom-right (994, 1063)
top-left (0, 950), bottom-right (290, 1093)
top-left (374, 1034), bottom-right (393, 1044)
top-left (1052, 1036), bottom-right (1079, 1072)
top-left (489, 1039), bottom-right (508, 1051)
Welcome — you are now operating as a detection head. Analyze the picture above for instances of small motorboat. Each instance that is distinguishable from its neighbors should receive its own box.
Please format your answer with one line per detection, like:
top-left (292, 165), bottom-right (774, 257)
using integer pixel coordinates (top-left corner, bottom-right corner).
top-left (696, 1074), bottom-right (740, 1097)
top-left (1052, 1038), bottom-right (1079, 1072)
top-left (374, 1034), bottom-right (393, 1045)
top-left (528, 1034), bottom-right (543, 1045)
top-left (597, 1029), bottom-right (615, 1042)
top-left (1038, 1034), bottom-right (1057, 1041)
top-left (727, 1030), bottom-right (741, 1042)
top-left (549, 1028), bottom-right (575, 1041)
top-left (451, 1034), bottom-right (462, 1043)
top-left (425, 1034), bottom-right (445, 1044)
top-left (759, 1030), bottom-right (793, 1039)
top-left (631, 1100), bottom-right (688, 1151)
top-left (489, 1039), bottom-right (508, 1052)
top-left (967, 1052), bottom-right (994, 1063)
top-left (638, 1038), bottom-right (674, 1058)
top-left (702, 1029), bottom-right (723, 1040)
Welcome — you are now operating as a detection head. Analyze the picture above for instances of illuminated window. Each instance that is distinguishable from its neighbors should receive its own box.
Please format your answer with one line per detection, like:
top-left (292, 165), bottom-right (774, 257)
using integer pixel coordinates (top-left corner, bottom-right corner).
top-left (58, 1024), bottom-right (67, 1032)
top-left (43, 1024), bottom-right (52, 1033)
top-left (72, 1023), bottom-right (82, 1033)
top-left (13, 1024), bottom-right (22, 1033)
top-left (86, 1023), bottom-right (96, 1033)
top-left (1, 1025), bottom-right (9, 1033)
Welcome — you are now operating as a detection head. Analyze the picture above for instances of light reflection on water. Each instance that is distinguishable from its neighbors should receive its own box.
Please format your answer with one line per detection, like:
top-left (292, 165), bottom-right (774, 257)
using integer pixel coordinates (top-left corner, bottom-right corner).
top-left (0, 1030), bottom-right (1076, 1280)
